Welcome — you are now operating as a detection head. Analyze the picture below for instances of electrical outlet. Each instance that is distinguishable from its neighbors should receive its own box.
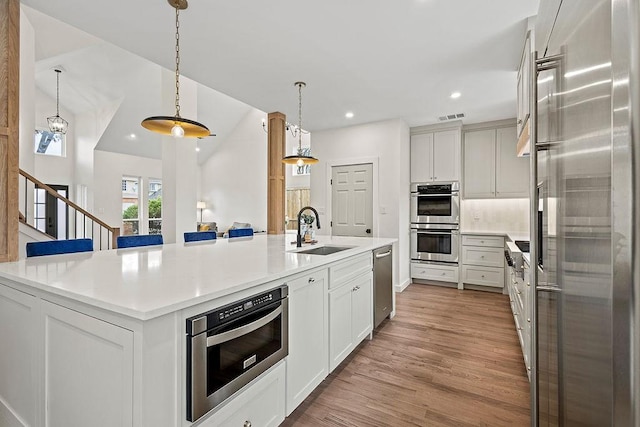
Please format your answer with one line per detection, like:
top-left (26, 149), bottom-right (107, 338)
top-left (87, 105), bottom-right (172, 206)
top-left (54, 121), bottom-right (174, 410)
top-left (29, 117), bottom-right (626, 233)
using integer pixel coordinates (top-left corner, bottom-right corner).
top-left (473, 210), bottom-right (481, 221)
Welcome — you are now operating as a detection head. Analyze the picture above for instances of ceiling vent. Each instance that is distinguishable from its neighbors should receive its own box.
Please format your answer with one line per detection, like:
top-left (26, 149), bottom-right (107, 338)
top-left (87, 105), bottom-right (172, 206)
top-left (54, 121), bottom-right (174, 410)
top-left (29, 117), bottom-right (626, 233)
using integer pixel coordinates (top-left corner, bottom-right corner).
top-left (438, 113), bottom-right (465, 121)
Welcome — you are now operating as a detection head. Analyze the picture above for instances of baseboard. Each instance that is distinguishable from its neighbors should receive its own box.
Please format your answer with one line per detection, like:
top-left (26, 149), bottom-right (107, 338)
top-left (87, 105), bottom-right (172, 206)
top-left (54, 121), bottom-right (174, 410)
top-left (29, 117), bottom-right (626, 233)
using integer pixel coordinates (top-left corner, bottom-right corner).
top-left (394, 278), bottom-right (411, 293)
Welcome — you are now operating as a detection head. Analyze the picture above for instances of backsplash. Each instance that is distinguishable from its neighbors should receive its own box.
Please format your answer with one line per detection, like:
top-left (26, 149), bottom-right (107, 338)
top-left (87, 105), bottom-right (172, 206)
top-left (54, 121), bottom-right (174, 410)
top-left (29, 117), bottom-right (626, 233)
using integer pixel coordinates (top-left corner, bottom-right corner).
top-left (461, 198), bottom-right (530, 234)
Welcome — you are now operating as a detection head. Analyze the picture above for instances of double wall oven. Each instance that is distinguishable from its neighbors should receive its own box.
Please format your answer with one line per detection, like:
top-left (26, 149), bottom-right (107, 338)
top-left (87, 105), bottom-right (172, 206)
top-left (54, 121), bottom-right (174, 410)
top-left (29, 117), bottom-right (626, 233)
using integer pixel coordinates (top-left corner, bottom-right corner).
top-left (410, 182), bottom-right (459, 264)
top-left (186, 285), bottom-right (289, 422)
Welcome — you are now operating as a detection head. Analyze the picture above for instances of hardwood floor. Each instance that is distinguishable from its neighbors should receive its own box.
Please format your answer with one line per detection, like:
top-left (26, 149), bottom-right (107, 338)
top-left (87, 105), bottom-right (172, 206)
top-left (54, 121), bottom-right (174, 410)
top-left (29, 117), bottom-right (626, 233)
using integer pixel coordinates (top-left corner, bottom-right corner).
top-left (282, 284), bottom-right (531, 427)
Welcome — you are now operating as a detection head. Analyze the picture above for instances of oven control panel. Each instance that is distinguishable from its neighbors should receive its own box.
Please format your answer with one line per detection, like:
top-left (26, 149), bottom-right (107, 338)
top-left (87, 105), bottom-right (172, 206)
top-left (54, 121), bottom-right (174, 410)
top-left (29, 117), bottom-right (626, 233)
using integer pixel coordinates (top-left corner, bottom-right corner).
top-left (186, 285), bottom-right (287, 335)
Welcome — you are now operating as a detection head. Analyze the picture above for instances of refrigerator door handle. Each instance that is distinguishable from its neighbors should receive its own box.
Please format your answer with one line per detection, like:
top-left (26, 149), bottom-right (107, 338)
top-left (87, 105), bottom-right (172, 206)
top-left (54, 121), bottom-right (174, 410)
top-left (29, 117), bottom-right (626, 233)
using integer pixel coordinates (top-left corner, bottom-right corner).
top-left (537, 286), bottom-right (562, 293)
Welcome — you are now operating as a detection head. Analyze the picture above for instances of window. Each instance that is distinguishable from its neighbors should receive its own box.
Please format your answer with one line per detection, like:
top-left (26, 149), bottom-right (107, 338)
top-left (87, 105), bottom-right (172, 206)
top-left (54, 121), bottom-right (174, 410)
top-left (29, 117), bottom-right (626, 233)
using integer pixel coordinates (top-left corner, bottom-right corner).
top-left (148, 179), bottom-right (162, 235)
top-left (34, 129), bottom-right (65, 157)
top-left (122, 176), bottom-right (140, 235)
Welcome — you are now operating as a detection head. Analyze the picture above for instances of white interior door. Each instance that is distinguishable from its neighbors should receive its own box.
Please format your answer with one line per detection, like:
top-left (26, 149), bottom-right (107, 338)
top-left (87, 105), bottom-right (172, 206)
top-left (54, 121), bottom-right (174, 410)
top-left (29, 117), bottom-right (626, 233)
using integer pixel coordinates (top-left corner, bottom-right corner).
top-left (331, 164), bottom-right (373, 237)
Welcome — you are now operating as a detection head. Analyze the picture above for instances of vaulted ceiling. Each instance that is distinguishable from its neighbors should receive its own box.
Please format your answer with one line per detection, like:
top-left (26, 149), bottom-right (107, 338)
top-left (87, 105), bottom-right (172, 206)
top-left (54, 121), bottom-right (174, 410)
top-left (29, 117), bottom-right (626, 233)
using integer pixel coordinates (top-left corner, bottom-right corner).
top-left (24, 0), bottom-right (538, 161)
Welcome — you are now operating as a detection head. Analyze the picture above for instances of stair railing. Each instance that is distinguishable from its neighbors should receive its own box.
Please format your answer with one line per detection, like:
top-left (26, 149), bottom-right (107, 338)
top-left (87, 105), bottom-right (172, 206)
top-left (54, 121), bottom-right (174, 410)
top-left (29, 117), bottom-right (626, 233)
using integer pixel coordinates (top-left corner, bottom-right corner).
top-left (19, 169), bottom-right (120, 250)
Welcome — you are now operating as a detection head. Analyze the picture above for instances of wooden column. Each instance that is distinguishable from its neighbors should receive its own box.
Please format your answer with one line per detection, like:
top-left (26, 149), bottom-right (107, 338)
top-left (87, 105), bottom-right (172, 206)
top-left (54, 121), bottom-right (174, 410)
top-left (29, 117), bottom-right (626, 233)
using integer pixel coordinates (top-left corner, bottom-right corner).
top-left (0, 0), bottom-right (19, 262)
top-left (267, 112), bottom-right (286, 234)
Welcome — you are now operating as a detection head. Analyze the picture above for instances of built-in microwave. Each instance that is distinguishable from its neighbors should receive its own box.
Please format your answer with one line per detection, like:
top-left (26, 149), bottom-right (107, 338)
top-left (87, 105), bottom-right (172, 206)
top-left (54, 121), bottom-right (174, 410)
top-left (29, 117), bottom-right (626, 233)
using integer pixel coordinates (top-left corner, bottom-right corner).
top-left (410, 223), bottom-right (459, 264)
top-left (410, 182), bottom-right (460, 224)
top-left (185, 285), bottom-right (288, 422)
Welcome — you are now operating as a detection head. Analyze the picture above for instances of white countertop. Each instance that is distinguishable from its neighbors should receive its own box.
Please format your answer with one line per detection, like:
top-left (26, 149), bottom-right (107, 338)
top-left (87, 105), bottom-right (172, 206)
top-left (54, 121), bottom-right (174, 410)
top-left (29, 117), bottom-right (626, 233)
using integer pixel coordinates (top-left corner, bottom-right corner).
top-left (0, 235), bottom-right (395, 321)
top-left (461, 229), bottom-right (530, 243)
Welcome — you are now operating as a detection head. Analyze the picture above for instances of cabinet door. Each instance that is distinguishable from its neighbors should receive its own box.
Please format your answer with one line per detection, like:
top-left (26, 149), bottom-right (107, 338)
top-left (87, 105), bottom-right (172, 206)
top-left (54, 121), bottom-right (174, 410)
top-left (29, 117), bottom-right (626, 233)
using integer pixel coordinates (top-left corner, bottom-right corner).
top-left (496, 126), bottom-right (530, 197)
top-left (0, 284), bottom-right (37, 427)
top-left (351, 272), bottom-right (373, 345)
top-left (432, 129), bottom-right (460, 182)
top-left (41, 300), bottom-right (134, 427)
top-left (286, 269), bottom-right (328, 415)
top-left (410, 133), bottom-right (433, 182)
top-left (463, 129), bottom-right (496, 198)
top-left (329, 283), bottom-right (354, 372)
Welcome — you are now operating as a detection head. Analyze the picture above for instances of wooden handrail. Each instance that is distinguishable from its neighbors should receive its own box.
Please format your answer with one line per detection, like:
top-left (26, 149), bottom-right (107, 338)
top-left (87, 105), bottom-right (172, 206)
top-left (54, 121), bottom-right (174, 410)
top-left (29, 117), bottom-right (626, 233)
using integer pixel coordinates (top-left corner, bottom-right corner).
top-left (19, 169), bottom-right (120, 248)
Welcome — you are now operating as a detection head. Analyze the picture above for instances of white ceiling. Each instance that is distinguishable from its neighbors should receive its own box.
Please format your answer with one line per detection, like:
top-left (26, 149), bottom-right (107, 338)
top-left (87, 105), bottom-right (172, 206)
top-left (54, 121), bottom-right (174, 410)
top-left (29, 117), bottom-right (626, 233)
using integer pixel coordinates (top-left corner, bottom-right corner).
top-left (23, 0), bottom-right (538, 159)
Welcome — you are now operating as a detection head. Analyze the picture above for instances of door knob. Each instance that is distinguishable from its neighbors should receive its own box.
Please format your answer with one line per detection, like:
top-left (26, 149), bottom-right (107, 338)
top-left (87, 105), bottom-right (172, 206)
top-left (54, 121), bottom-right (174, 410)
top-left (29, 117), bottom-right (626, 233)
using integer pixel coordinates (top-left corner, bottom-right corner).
top-left (365, 229), bottom-right (371, 234)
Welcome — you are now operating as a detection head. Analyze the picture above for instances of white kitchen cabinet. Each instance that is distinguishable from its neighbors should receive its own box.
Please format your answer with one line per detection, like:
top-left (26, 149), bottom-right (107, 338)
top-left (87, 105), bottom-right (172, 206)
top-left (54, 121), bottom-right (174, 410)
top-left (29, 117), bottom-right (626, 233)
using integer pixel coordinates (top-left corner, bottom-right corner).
top-left (461, 234), bottom-right (505, 289)
top-left (463, 129), bottom-right (495, 197)
top-left (285, 268), bottom-right (328, 415)
top-left (41, 300), bottom-right (134, 427)
top-left (517, 31), bottom-right (531, 138)
top-left (329, 271), bottom-right (373, 372)
top-left (0, 284), bottom-right (37, 427)
top-left (410, 129), bottom-right (460, 183)
top-left (463, 124), bottom-right (529, 198)
top-left (410, 262), bottom-right (459, 283)
top-left (496, 126), bottom-right (530, 197)
top-left (200, 361), bottom-right (286, 427)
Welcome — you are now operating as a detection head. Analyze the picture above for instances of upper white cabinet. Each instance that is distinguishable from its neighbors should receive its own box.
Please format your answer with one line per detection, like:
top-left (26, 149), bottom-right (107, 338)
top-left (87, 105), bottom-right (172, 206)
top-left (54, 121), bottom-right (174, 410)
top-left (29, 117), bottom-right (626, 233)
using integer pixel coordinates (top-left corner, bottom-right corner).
top-left (410, 128), bottom-right (461, 183)
top-left (463, 124), bottom-right (530, 198)
top-left (517, 31), bottom-right (531, 138)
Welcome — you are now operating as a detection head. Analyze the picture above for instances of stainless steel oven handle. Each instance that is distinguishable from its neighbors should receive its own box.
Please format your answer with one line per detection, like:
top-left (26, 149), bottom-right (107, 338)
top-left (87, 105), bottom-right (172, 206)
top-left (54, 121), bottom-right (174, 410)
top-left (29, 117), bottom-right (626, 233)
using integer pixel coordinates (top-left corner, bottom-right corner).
top-left (410, 193), bottom-right (457, 198)
top-left (206, 304), bottom-right (283, 347)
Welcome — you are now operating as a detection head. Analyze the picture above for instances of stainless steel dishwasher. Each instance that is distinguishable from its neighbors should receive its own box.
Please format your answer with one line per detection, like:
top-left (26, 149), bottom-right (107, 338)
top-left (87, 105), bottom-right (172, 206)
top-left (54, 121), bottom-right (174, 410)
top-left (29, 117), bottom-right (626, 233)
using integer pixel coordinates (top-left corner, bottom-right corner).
top-left (373, 245), bottom-right (393, 329)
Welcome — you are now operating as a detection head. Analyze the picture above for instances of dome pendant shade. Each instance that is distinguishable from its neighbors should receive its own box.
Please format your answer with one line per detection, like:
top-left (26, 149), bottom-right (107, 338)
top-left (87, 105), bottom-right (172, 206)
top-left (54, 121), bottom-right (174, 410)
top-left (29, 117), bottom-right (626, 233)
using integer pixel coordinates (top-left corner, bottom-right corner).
top-left (282, 153), bottom-right (319, 165)
top-left (141, 116), bottom-right (210, 138)
top-left (141, 0), bottom-right (210, 139)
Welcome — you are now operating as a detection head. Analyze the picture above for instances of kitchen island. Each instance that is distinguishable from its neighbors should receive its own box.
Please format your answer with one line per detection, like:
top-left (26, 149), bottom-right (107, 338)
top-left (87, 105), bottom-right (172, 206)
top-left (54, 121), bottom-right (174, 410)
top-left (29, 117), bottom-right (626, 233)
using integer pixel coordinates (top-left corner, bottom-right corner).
top-left (0, 234), bottom-right (396, 427)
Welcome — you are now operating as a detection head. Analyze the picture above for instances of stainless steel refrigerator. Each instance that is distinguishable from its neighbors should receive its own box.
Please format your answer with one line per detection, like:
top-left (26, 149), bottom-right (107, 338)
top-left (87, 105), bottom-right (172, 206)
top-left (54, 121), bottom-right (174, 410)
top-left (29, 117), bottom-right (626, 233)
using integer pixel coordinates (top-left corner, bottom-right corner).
top-left (531, 0), bottom-right (639, 425)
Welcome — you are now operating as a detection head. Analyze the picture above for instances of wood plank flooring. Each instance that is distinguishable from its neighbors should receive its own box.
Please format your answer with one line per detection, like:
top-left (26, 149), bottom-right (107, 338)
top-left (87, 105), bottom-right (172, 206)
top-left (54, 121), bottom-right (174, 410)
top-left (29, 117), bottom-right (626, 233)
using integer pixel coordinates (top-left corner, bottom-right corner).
top-left (282, 284), bottom-right (531, 426)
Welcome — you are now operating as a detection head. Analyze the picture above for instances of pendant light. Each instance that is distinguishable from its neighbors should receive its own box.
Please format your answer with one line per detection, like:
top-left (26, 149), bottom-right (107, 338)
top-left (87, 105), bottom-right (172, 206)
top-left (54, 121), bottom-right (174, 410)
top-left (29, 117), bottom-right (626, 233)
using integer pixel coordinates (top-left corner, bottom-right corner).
top-left (47, 69), bottom-right (68, 135)
top-left (282, 81), bottom-right (319, 166)
top-left (141, 0), bottom-right (210, 138)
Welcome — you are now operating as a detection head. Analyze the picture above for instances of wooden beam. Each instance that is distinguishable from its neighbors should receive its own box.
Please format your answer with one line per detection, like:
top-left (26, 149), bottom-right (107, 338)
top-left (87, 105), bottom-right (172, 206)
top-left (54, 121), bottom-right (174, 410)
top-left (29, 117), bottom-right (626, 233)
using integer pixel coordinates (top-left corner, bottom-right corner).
top-left (267, 112), bottom-right (286, 235)
top-left (0, 0), bottom-right (19, 262)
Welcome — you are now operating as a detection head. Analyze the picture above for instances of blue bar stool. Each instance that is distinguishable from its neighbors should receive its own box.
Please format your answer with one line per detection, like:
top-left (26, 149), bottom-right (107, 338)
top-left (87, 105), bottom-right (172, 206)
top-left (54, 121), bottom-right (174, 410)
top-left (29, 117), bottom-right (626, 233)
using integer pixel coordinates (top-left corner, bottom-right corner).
top-left (26, 238), bottom-right (93, 258)
top-left (116, 235), bottom-right (163, 249)
top-left (184, 231), bottom-right (217, 242)
top-left (228, 228), bottom-right (254, 238)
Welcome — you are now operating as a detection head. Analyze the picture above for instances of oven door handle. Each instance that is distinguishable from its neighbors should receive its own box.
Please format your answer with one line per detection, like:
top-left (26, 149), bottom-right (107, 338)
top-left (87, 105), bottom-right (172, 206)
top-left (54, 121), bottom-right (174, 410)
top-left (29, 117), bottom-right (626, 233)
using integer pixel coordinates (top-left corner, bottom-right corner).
top-left (206, 304), bottom-right (283, 347)
top-left (410, 193), bottom-right (457, 198)
top-left (411, 229), bottom-right (459, 235)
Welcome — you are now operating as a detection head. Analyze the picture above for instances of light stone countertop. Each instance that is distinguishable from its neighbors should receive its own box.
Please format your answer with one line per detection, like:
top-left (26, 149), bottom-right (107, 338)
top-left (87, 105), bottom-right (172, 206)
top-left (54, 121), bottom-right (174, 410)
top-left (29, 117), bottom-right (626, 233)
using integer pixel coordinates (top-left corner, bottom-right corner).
top-left (461, 229), bottom-right (530, 243)
top-left (0, 234), bottom-right (395, 321)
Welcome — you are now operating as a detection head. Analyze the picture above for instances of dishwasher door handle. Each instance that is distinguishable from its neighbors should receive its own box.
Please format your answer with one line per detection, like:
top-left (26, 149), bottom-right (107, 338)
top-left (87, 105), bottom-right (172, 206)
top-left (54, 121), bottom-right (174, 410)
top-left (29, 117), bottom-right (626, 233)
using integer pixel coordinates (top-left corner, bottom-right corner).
top-left (375, 250), bottom-right (392, 259)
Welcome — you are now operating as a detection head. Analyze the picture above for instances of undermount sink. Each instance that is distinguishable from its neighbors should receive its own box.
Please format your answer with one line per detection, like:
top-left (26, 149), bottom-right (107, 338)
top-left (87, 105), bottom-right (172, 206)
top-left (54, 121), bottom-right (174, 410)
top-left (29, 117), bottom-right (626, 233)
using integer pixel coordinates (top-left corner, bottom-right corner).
top-left (295, 245), bottom-right (353, 256)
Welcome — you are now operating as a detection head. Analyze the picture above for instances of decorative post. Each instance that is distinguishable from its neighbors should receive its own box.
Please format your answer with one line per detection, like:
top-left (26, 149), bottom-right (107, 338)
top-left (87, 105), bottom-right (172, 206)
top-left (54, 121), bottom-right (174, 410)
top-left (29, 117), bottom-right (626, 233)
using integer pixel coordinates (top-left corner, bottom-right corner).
top-left (267, 112), bottom-right (286, 234)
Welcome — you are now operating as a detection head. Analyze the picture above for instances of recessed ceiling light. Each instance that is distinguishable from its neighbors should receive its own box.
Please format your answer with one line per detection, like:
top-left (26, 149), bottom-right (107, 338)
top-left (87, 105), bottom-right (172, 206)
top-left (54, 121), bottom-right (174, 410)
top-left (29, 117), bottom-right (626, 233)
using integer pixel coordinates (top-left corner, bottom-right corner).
top-left (345, 112), bottom-right (354, 118)
top-left (450, 92), bottom-right (461, 99)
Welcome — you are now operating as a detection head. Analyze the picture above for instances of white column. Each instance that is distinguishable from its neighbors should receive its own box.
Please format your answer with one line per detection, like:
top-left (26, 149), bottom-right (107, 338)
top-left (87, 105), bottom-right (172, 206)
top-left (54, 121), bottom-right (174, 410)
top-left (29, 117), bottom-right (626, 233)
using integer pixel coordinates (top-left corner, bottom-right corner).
top-left (162, 70), bottom-right (198, 243)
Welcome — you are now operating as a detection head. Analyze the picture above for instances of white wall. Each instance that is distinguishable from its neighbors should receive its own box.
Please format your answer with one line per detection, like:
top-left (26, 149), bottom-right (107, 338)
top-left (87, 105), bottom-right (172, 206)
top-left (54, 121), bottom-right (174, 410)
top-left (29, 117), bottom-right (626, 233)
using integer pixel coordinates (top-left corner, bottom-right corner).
top-left (93, 150), bottom-right (162, 230)
top-left (461, 198), bottom-right (529, 235)
top-left (310, 118), bottom-right (411, 290)
top-left (199, 108), bottom-right (268, 233)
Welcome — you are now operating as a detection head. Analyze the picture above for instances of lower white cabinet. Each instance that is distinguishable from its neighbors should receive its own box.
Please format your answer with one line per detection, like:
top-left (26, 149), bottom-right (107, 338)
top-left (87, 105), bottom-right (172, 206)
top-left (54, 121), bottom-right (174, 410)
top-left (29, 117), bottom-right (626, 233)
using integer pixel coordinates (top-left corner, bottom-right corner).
top-left (329, 271), bottom-right (373, 372)
top-left (199, 361), bottom-right (286, 427)
top-left (461, 234), bottom-right (505, 289)
top-left (285, 269), bottom-right (328, 415)
top-left (411, 262), bottom-right (459, 283)
top-left (41, 300), bottom-right (134, 427)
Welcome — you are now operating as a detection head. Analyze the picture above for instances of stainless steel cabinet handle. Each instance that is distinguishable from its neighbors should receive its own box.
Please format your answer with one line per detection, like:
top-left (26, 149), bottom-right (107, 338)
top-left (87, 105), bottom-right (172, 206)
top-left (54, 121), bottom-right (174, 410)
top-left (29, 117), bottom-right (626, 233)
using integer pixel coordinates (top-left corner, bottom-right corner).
top-left (308, 277), bottom-right (315, 283)
top-left (207, 305), bottom-right (282, 347)
top-left (537, 285), bottom-right (561, 293)
top-left (375, 250), bottom-right (392, 259)
top-left (244, 421), bottom-right (252, 427)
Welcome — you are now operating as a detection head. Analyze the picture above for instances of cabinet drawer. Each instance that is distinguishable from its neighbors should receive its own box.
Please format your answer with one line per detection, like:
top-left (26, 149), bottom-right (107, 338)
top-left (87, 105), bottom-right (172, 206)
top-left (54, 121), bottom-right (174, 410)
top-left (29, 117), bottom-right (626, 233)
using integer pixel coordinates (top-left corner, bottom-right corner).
top-left (462, 265), bottom-right (504, 288)
top-left (201, 361), bottom-right (286, 427)
top-left (329, 252), bottom-right (372, 289)
top-left (462, 246), bottom-right (504, 267)
top-left (411, 263), bottom-right (459, 283)
top-left (462, 235), bottom-right (504, 248)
